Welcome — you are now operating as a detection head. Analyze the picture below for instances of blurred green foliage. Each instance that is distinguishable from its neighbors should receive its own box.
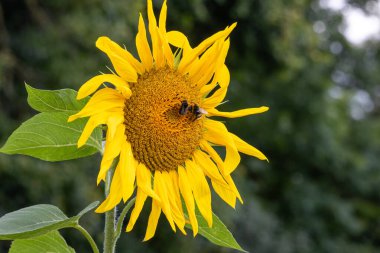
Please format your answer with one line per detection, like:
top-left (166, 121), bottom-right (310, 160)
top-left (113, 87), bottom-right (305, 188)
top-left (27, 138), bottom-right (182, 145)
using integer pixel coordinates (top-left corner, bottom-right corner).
top-left (1, 0), bottom-right (380, 252)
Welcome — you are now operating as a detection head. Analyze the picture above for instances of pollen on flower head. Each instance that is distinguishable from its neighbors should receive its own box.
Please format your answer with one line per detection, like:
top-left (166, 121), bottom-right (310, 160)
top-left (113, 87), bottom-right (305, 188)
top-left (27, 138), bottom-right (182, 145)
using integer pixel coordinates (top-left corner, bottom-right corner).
top-left (123, 66), bottom-right (204, 172)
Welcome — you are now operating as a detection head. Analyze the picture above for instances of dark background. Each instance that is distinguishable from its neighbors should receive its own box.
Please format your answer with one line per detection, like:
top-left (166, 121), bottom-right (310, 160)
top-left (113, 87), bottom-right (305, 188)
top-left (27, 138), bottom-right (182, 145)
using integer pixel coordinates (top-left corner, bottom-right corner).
top-left (1, 0), bottom-right (380, 252)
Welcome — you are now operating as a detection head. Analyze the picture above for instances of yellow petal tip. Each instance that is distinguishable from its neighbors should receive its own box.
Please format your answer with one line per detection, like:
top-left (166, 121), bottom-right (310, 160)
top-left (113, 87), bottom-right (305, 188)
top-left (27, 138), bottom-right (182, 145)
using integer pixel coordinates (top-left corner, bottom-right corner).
top-left (143, 235), bottom-right (153, 242)
top-left (259, 154), bottom-right (269, 162)
top-left (76, 93), bottom-right (86, 100)
top-left (179, 227), bottom-right (187, 236)
top-left (95, 36), bottom-right (109, 46)
top-left (67, 115), bottom-right (77, 122)
top-left (96, 177), bottom-right (103, 185)
top-left (77, 141), bottom-right (85, 148)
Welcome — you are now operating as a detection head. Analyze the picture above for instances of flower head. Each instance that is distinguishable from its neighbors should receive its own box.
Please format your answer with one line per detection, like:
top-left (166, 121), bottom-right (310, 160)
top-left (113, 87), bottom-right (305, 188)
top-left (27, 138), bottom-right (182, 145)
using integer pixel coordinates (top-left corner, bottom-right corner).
top-left (69, 0), bottom-right (268, 240)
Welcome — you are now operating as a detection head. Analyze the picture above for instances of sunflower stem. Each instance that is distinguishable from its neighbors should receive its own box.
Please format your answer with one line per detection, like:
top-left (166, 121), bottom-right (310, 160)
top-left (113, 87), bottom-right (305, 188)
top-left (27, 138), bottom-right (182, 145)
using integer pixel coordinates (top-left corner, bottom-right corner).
top-left (103, 168), bottom-right (116, 253)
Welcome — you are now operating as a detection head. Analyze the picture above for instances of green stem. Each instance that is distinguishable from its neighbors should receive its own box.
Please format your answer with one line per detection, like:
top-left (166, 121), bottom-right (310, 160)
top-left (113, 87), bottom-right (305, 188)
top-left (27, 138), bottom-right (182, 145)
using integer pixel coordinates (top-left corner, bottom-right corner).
top-left (114, 197), bottom-right (136, 243)
top-left (103, 168), bottom-right (116, 253)
top-left (74, 225), bottom-right (100, 253)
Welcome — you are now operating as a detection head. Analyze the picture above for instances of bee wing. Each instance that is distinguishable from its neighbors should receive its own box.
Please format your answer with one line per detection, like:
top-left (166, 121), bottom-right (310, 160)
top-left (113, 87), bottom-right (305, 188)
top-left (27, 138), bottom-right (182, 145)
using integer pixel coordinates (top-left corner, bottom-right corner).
top-left (198, 107), bottom-right (208, 115)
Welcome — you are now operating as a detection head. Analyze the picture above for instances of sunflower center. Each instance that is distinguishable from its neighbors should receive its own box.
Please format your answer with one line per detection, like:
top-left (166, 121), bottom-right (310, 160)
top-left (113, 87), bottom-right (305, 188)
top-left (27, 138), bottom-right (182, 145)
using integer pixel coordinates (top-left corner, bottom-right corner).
top-left (124, 67), bottom-right (204, 172)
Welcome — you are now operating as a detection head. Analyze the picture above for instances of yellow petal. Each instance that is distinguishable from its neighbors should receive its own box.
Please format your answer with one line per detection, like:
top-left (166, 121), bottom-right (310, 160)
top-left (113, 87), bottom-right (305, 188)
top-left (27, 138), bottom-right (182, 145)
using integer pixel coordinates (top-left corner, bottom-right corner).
top-left (119, 141), bottom-right (136, 202)
top-left (200, 64), bottom-right (229, 97)
top-left (166, 31), bottom-right (191, 65)
top-left (126, 188), bottom-right (148, 232)
top-left (202, 65), bottom-right (230, 109)
top-left (154, 171), bottom-right (176, 231)
top-left (196, 39), bottom-right (230, 88)
top-left (76, 113), bottom-right (107, 148)
top-left (230, 132), bottom-right (268, 161)
top-left (76, 74), bottom-right (132, 100)
top-left (95, 37), bottom-right (138, 81)
top-left (185, 160), bottom-right (212, 227)
top-left (188, 39), bottom-right (223, 86)
top-left (136, 14), bottom-right (153, 71)
top-left (164, 171), bottom-right (186, 235)
top-left (136, 162), bottom-right (160, 201)
top-left (200, 140), bottom-right (224, 168)
top-left (222, 173), bottom-right (243, 204)
top-left (208, 106), bottom-right (269, 118)
top-left (211, 180), bottom-right (236, 208)
top-left (214, 39), bottom-right (230, 74)
top-left (147, 0), bottom-right (158, 36)
top-left (193, 150), bottom-right (225, 184)
top-left (178, 165), bottom-right (198, 236)
top-left (179, 23), bottom-right (236, 73)
top-left (199, 140), bottom-right (242, 203)
top-left (106, 113), bottom-right (124, 139)
top-left (143, 199), bottom-right (161, 241)
top-left (159, 0), bottom-right (167, 34)
top-left (153, 27), bottom-right (165, 68)
top-left (98, 125), bottom-right (125, 184)
top-left (157, 28), bottom-right (174, 67)
top-left (96, 36), bottom-right (144, 75)
top-left (200, 73), bottom-right (218, 97)
top-left (147, 0), bottom-right (164, 67)
top-left (167, 31), bottom-right (191, 50)
top-left (96, 168), bottom-right (123, 213)
top-left (204, 119), bottom-right (240, 174)
top-left (69, 88), bottom-right (125, 121)
top-left (69, 100), bottom-right (122, 123)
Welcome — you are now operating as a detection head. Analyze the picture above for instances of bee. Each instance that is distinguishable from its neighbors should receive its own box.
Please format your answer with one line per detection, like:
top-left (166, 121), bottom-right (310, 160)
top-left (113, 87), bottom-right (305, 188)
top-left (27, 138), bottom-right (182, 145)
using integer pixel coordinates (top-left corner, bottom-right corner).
top-left (179, 100), bottom-right (207, 120)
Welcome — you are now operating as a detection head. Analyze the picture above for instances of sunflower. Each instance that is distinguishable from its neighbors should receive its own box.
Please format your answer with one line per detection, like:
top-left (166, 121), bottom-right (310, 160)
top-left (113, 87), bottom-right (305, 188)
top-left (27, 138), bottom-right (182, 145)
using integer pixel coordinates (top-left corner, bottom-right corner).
top-left (68, 0), bottom-right (268, 240)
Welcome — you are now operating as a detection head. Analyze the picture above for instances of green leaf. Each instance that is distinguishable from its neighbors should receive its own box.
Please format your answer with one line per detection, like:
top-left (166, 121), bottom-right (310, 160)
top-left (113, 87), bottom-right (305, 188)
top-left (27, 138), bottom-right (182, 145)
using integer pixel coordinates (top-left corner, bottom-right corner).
top-left (77, 201), bottom-right (100, 217)
top-left (186, 211), bottom-right (247, 252)
top-left (25, 83), bottom-right (89, 113)
top-left (0, 112), bottom-right (102, 161)
top-left (9, 231), bottom-right (75, 253)
top-left (0, 201), bottom-right (99, 240)
top-left (0, 204), bottom-right (74, 240)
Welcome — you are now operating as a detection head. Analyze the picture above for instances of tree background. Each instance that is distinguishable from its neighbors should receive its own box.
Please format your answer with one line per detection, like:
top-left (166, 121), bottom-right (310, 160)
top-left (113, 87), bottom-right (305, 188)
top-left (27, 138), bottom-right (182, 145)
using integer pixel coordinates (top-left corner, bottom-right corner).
top-left (1, 0), bottom-right (380, 252)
